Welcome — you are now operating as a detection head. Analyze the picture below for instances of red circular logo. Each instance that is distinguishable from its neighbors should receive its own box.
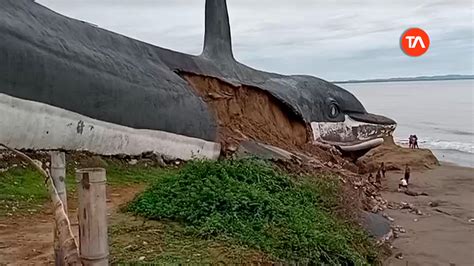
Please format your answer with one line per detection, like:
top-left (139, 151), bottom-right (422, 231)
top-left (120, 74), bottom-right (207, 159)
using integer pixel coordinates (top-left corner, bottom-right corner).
top-left (400, 28), bottom-right (430, 57)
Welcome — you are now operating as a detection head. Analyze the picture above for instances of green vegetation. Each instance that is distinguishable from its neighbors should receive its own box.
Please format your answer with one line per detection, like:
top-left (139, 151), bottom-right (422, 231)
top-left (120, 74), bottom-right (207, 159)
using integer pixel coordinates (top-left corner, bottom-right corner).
top-left (95, 160), bottom-right (173, 186)
top-left (110, 214), bottom-right (269, 264)
top-left (1, 156), bottom-right (378, 263)
top-left (0, 167), bottom-right (47, 216)
top-left (128, 159), bottom-right (378, 264)
top-left (0, 158), bottom-right (171, 216)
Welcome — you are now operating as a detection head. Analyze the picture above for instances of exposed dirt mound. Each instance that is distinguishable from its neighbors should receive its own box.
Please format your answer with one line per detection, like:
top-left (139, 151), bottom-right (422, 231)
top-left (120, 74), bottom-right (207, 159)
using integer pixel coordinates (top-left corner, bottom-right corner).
top-left (356, 137), bottom-right (440, 174)
top-left (181, 73), bottom-right (310, 150)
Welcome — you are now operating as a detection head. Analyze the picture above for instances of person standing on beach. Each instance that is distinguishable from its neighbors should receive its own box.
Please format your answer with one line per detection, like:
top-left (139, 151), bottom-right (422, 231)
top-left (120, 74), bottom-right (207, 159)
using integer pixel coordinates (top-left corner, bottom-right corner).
top-left (380, 162), bottom-right (386, 178)
top-left (413, 135), bottom-right (419, 149)
top-left (375, 170), bottom-right (382, 186)
top-left (404, 164), bottom-right (411, 184)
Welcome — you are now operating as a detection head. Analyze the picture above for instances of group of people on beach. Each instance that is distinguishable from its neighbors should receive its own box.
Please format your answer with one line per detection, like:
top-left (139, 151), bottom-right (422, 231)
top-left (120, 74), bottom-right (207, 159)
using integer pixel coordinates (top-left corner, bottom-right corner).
top-left (368, 162), bottom-right (387, 187)
top-left (408, 135), bottom-right (419, 149)
top-left (367, 162), bottom-right (412, 192)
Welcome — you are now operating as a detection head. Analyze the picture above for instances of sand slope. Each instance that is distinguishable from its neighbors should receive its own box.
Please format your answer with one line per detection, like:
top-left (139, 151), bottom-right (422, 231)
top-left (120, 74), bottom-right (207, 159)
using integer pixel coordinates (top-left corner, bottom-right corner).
top-left (356, 137), bottom-right (440, 174)
top-left (383, 163), bottom-right (474, 265)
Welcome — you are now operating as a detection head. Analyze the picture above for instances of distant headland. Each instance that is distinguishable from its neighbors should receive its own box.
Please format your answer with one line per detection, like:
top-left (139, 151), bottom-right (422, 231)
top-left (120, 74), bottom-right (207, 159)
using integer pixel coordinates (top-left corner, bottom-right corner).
top-left (334, 74), bottom-right (474, 84)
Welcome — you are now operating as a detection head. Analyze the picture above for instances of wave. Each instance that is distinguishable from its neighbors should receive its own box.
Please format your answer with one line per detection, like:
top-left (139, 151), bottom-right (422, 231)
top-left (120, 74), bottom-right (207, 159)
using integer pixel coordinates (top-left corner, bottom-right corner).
top-left (433, 128), bottom-right (474, 136)
top-left (395, 137), bottom-right (473, 154)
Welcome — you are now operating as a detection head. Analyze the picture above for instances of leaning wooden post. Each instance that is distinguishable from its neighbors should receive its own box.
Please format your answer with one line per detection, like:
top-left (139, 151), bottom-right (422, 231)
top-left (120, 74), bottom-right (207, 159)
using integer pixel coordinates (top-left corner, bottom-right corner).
top-left (0, 144), bottom-right (80, 264)
top-left (76, 168), bottom-right (109, 266)
top-left (51, 151), bottom-right (68, 266)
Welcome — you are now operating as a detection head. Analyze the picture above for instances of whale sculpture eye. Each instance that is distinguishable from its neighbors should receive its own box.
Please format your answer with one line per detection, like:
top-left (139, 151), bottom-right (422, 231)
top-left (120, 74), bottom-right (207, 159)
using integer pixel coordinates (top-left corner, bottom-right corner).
top-left (329, 103), bottom-right (340, 118)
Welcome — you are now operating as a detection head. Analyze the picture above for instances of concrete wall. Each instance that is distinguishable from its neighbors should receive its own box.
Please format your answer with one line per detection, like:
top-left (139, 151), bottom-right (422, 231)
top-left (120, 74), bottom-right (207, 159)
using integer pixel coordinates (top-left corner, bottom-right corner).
top-left (0, 93), bottom-right (221, 160)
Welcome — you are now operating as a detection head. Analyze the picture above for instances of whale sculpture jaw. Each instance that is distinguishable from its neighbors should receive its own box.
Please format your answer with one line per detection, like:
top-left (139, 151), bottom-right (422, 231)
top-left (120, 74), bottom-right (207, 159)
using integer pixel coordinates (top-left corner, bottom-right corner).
top-left (0, 0), bottom-right (397, 156)
top-left (311, 115), bottom-right (397, 152)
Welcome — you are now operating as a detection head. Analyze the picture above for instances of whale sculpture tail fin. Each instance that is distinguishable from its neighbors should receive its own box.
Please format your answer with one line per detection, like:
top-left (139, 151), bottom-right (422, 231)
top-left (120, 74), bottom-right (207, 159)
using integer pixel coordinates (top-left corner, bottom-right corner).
top-left (202, 0), bottom-right (234, 60)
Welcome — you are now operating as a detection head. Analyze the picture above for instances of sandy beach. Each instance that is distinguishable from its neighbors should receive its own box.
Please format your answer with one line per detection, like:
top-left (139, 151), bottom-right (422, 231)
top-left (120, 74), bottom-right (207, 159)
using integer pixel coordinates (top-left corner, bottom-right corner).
top-left (383, 163), bottom-right (474, 265)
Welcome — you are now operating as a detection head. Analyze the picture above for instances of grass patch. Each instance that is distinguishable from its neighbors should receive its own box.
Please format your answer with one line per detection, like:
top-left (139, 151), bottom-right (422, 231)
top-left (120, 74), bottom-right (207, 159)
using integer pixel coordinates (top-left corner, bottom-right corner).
top-left (109, 213), bottom-right (270, 264)
top-left (0, 167), bottom-right (47, 216)
top-left (128, 159), bottom-right (378, 264)
top-left (101, 161), bottom-right (173, 186)
top-left (0, 159), bottom-right (172, 217)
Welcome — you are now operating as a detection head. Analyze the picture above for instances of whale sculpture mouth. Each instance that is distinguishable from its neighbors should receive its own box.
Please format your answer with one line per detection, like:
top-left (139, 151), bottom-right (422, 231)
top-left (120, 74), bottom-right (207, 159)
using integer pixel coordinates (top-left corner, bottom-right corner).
top-left (311, 113), bottom-right (397, 152)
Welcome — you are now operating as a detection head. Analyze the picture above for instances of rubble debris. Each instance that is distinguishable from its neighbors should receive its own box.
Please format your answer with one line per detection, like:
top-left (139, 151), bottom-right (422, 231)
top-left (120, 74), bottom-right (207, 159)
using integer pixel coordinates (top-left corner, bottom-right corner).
top-left (116, 154), bottom-right (131, 160)
top-left (235, 140), bottom-right (294, 161)
top-left (161, 154), bottom-right (178, 164)
top-left (226, 144), bottom-right (238, 153)
top-left (140, 151), bottom-right (154, 159)
top-left (398, 201), bottom-right (424, 215)
top-left (395, 253), bottom-right (404, 260)
top-left (393, 225), bottom-right (406, 234)
top-left (155, 156), bottom-right (167, 168)
top-left (400, 202), bottom-right (414, 210)
top-left (387, 201), bottom-right (399, 210)
top-left (382, 213), bottom-right (395, 222)
top-left (376, 229), bottom-right (394, 245)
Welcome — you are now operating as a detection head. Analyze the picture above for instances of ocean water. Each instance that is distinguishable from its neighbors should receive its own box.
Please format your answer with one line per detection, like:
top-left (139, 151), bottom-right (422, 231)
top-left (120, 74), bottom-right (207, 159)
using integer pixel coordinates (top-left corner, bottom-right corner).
top-left (341, 80), bottom-right (474, 167)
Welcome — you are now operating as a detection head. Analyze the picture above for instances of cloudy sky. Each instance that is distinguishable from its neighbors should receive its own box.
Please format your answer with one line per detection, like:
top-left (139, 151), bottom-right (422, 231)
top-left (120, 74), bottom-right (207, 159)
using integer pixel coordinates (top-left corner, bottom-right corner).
top-left (37, 0), bottom-right (473, 81)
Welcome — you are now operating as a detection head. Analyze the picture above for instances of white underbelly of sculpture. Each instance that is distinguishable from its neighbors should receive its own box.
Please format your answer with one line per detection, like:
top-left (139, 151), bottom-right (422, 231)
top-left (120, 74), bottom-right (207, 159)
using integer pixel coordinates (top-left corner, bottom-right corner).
top-left (0, 93), bottom-right (221, 160)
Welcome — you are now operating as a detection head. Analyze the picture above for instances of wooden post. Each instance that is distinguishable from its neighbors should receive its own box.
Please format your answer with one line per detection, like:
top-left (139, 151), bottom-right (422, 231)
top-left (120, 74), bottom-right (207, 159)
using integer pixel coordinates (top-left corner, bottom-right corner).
top-left (51, 151), bottom-right (67, 266)
top-left (76, 168), bottom-right (108, 266)
top-left (51, 151), bottom-right (68, 211)
top-left (1, 144), bottom-right (80, 264)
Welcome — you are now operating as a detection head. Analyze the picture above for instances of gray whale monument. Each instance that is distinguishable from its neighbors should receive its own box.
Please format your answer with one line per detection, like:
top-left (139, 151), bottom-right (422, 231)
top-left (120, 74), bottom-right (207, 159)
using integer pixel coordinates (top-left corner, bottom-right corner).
top-left (0, 0), bottom-right (396, 159)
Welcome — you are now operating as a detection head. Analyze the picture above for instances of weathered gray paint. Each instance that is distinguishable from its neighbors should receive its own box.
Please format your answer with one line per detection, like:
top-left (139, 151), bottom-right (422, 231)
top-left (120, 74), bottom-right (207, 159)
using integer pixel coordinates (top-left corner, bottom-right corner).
top-left (0, 0), bottom-right (396, 151)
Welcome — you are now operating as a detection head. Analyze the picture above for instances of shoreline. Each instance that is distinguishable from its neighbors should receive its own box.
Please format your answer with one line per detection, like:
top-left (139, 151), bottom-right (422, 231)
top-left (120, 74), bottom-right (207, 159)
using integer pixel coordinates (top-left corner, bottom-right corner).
top-left (394, 140), bottom-right (473, 169)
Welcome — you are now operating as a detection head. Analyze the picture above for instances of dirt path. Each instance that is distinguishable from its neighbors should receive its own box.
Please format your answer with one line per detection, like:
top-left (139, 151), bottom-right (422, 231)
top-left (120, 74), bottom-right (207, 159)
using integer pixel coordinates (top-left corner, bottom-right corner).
top-left (383, 164), bottom-right (474, 265)
top-left (0, 185), bottom-right (143, 265)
